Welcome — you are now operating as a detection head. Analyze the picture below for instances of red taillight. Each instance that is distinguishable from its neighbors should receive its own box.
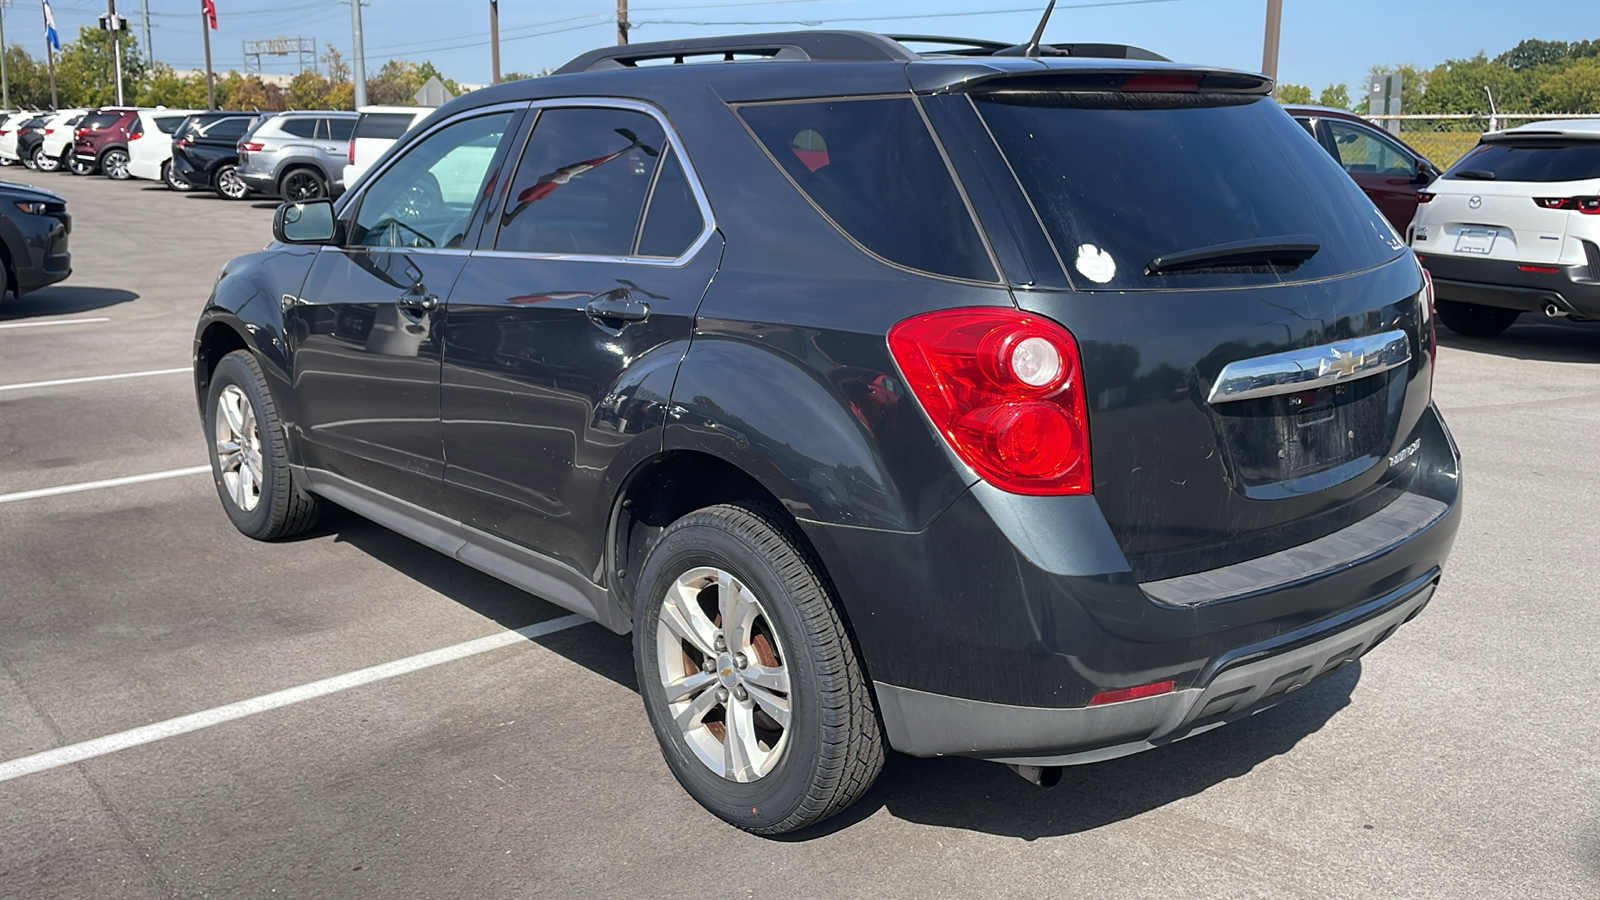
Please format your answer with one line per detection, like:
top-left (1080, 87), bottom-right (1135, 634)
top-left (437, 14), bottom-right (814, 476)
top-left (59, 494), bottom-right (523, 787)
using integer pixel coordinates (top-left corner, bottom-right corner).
top-left (348, 140), bottom-right (355, 165)
top-left (44, 127), bottom-right (54, 134)
top-left (1089, 680), bottom-right (1175, 706)
top-left (175, 138), bottom-right (192, 148)
top-left (75, 128), bottom-right (87, 138)
top-left (129, 127), bottom-right (144, 141)
top-left (1416, 191), bottom-right (1435, 203)
top-left (888, 308), bottom-right (1091, 495)
top-left (1535, 196), bottom-right (1600, 214)
top-left (239, 141), bottom-right (264, 152)
top-left (1123, 73), bottom-right (1201, 92)
top-left (1518, 264), bottom-right (1561, 273)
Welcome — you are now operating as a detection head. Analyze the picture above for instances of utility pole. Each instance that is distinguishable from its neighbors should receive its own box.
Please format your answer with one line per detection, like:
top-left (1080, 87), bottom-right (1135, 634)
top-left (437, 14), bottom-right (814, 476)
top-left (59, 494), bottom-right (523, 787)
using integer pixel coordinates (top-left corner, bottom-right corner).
top-left (201, 0), bottom-right (215, 110)
top-left (1261, 0), bottom-right (1283, 83)
top-left (1, 4), bottom-right (11, 112)
top-left (616, 0), bottom-right (628, 45)
top-left (108, 0), bottom-right (125, 106)
top-left (490, 0), bottom-right (500, 84)
top-left (350, 0), bottom-right (367, 108)
top-left (140, 0), bottom-right (151, 64)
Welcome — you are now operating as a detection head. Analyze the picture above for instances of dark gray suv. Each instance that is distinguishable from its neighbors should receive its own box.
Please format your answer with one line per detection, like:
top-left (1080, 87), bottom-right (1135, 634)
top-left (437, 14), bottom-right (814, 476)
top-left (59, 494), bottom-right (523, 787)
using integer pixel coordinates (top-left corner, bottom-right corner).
top-left (236, 111), bottom-right (358, 200)
top-left (194, 30), bottom-right (1461, 835)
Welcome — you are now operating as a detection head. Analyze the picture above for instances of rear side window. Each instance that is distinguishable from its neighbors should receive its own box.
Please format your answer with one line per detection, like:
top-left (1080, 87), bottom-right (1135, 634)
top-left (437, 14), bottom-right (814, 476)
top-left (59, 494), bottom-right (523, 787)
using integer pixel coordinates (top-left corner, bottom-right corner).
top-left (638, 148), bottom-right (705, 258)
top-left (495, 106), bottom-right (667, 256)
top-left (205, 117), bottom-right (253, 140)
top-left (737, 98), bottom-right (995, 282)
top-left (279, 117), bottom-right (318, 138)
top-left (357, 113), bottom-right (417, 140)
top-left (153, 115), bottom-right (186, 134)
top-left (974, 93), bottom-right (1404, 291)
top-left (324, 118), bottom-right (356, 141)
top-left (1445, 140), bottom-right (1600, 182)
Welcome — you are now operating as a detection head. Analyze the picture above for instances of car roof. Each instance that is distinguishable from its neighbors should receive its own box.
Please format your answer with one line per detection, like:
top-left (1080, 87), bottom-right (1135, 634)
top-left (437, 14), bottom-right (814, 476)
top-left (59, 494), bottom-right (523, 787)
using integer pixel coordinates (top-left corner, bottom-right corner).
top-left (1495, 119), bottom-right (1600, 140)
top-left (357, 106), bottom-right (429, 115)
top-left (275, 109), bottom-right (358, 117)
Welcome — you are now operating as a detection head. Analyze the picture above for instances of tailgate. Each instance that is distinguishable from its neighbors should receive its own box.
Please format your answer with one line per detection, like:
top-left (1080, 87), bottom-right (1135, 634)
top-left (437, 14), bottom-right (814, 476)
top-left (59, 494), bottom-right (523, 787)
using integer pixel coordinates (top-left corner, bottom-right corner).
top-left (1420, 185), bottom-right (1570, 264)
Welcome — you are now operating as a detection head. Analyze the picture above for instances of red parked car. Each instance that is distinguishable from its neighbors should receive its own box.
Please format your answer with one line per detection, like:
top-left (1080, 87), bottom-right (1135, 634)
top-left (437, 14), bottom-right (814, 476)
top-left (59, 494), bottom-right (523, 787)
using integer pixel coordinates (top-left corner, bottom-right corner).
top-left (1284, 105), bottom-right (1442, 231)
top-left (70, 107), bottom-right (141, 180)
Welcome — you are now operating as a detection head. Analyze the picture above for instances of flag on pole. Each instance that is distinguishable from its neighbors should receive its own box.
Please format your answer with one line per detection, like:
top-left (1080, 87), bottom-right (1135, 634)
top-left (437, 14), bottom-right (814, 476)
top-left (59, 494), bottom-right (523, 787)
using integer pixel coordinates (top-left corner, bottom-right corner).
top-left (203, 0), bottom-right (218, 30)
top-left (43, 0), bottom-right (61, 51)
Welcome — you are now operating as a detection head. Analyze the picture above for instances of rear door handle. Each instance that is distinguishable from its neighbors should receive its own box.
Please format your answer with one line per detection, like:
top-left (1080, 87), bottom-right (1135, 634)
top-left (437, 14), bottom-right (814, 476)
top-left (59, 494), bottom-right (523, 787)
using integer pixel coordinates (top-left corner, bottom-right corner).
top-left (586, 295), bottom-right (649, 323)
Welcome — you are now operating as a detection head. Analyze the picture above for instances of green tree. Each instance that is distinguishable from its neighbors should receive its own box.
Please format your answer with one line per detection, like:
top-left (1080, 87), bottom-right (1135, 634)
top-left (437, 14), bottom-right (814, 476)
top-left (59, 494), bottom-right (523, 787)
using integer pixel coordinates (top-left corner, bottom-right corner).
top-left (1414, 53), bottom-right (1539, 114)
top-left (286, 70), bottom-right (332, 109)
top-left (1358, 63), bottom-right (1429, 114)
top-left (1318, 83), bottom-right (1351, 109)
top-left (1537, 56), bottom-right (1600, 112)
top-left (415, 61), bottom-right (460, 97)
top-left (2, 45), bottom-right (54, 109)
top-left (56, 27), bottom-right (148, 108)
top-left (136, 63), bottom-right (209, 109)
top-left (366, 59), bottom-right (421, 106)
top-left (1276, 83), bottom-right (1312, 104)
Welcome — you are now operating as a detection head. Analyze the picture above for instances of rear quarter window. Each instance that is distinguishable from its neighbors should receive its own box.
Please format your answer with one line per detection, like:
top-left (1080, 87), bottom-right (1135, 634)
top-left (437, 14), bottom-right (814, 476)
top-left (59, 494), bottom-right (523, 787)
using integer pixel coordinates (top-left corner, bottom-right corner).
top-left (324, 118), bottom-right (357, 141)
top-left (1445, 140), bottom-right (1600, 182)
top-left (973, 92), bottom-right (1404, 291)
top-left (356, 113), bottom-right (418, 140)
top-left (278, 117), bottom-right (318, 138)
top-left (736, 98), bottom-right (996, 282)
top-left (153, 116), bottom-right (187, 134)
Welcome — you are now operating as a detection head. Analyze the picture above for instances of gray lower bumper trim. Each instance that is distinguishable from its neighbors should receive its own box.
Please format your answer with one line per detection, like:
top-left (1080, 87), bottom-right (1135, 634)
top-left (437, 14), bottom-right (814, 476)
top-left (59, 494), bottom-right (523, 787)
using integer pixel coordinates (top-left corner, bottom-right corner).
top-left (877, 577), bottom-right (1436, 764)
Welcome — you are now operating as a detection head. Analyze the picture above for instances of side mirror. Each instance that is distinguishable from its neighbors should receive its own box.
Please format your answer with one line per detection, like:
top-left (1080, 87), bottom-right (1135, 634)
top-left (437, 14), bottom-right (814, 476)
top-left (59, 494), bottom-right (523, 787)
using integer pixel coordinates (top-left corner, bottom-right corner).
top-left (274, 199), bottom-right (338, 245)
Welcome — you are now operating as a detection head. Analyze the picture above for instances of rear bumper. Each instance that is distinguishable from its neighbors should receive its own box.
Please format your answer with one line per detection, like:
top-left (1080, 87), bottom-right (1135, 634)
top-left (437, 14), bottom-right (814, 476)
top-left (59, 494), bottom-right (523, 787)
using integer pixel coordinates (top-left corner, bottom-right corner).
top-left (802, 403), bottom-right (1461, 761)
top-left (1418, 250), bottom-right (1600, 319)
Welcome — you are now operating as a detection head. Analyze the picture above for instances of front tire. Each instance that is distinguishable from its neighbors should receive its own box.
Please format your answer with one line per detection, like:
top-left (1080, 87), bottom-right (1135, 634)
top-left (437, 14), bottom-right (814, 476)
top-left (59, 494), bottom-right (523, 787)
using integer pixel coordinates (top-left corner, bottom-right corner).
top-left (215, 163), bottom-right (249, 200)
top-left (634, 503), bottom-right (884, 835)
top-left (1437, 299), bottom-right (1520, 337)
top-left (205, 350), bottom-right (323, 540)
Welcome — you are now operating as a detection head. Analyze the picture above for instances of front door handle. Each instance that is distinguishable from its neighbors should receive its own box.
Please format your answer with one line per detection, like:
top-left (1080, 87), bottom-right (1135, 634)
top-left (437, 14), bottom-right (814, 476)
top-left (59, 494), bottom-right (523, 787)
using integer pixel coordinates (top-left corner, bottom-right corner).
top-left (586, 294), bottom-right (649, 324)
top-left (398, 287), bottom-right (439, 314)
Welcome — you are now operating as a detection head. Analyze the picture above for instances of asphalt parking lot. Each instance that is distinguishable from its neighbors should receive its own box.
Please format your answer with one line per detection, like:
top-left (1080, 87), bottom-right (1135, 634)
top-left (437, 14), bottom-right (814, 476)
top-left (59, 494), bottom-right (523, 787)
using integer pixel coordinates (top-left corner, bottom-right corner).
top-left (1, 172), bottom-right (1597, 899)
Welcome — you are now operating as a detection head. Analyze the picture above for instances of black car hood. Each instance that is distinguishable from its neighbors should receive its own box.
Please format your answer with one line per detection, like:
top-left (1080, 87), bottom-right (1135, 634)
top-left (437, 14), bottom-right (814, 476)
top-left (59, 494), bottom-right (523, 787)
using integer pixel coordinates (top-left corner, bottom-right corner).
top-left (0, 180), bottom-right (66, 205)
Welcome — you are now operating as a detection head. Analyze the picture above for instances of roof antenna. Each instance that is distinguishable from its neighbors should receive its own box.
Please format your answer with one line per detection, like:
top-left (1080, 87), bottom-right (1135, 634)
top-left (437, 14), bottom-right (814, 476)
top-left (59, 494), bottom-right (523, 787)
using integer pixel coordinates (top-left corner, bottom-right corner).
top-left (997, 0), bottom-right (1058, 58)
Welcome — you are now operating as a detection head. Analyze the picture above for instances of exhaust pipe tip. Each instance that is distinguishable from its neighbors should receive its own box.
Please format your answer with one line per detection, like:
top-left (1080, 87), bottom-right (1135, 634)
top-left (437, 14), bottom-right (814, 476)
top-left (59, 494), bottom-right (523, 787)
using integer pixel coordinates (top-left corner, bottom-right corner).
top-left (1544, 303), bottom-right (1569, 318)
top-left (1008, 764), bottom-right (1064, 788)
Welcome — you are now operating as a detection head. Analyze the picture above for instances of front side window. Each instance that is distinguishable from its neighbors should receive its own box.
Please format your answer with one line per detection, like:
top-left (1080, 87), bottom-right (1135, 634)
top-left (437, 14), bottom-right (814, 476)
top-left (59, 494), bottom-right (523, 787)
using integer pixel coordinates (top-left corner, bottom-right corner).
top-left (495, 107), bottom-right (667, 256)
top-left (1327, 121), bottom-right (1415, 176)
top-left (351, 112), bottom-right (513, 249)
top-left (736, 98), bottom-right (995, 282)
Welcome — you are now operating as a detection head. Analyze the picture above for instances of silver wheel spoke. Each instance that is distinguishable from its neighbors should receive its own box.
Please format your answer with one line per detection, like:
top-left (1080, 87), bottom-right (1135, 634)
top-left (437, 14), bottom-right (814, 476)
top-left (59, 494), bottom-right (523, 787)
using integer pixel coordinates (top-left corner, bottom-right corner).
top-left (234, 461), bottom-right (255, 508)
top-left (662, 670), bottom-right (716, 704)
top-left (742, 665), bottom-right (789, 694)
top-left (660, 581), bottom-right (719, 657)
top-left (745, 683), bottom-right (791, 729)
top-left (671, 682), bottom-right (721, 733)
top-left (724, 698), bottom-right (759, 783)
top-left (719, 574), bottom-right (758, 653)
top-left (220, 392), bottom-right (246, 436)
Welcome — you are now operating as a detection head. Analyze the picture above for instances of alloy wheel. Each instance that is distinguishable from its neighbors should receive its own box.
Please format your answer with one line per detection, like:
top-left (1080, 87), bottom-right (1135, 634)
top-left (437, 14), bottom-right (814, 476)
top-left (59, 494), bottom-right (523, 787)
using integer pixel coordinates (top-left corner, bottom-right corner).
top-left (103, 149), bottom-right (130, 180)
top-left (35, 148), bottom-right (58, 172)
top-left (281, 170), bottom-right (325, 201)
top-left (656, 566), bottom-right (792, 783)
top-left (217, 165), bottom-right (248, 199)
top-left (164, 161), bottom-right (191, 191)
top-left (214, 384), bottom-right (264, 512)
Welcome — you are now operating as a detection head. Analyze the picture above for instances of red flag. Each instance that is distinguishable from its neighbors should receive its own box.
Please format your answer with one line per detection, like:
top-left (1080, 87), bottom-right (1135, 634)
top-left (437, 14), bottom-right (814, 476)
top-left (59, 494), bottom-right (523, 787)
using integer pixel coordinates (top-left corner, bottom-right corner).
top-left (203, 0), bottom-right (217, 30)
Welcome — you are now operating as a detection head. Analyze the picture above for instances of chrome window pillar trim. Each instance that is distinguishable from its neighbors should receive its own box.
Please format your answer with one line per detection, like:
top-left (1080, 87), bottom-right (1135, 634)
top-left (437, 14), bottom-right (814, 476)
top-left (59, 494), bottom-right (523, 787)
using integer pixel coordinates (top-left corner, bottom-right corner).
top-left (477, 96), bottom-right (719, 269)
top-left (1207, 329), bottom-right (1412, 405)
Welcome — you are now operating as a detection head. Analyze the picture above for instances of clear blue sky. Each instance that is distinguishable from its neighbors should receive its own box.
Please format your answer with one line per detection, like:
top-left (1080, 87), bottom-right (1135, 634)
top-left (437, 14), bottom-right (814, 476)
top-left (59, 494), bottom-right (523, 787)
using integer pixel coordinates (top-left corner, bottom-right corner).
top-left (24, 0), bottom-right (1599, 104)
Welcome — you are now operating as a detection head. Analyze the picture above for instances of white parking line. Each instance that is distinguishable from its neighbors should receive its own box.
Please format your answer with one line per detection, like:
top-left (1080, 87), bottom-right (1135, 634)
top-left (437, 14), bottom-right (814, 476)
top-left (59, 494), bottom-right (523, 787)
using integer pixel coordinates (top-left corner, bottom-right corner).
top-left (0, 367), bottom-right (189, 393)
top-left (0, 465), bottom-right (212, 504)
top-left (0, 317), bottom-right (111, 331)
top-left (0, 615), bottom-right (590, 784)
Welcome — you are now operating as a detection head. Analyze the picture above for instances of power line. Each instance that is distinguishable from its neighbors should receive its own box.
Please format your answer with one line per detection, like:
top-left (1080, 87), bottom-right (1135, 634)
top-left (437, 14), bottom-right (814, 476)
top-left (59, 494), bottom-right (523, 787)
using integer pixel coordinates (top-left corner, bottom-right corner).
top-left (632, 0), bottom-right (1184, 28)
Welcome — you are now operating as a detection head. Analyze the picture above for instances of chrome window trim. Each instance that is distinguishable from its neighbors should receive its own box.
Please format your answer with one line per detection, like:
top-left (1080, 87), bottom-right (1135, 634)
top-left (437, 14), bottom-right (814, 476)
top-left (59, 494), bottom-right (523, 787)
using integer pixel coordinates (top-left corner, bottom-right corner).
top-left (1207, 329), bottom-right (1412, 405)
top-left (475, 96), bottom-right (719, 269)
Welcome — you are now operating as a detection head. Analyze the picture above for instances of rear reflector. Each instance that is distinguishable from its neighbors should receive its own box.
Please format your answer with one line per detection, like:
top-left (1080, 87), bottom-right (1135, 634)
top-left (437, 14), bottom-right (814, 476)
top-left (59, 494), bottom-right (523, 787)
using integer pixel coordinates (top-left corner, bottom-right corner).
top-left (1089, 680), bottom-right (1175, 706)
top-left (1518, 265), bottom-right (1561, 273)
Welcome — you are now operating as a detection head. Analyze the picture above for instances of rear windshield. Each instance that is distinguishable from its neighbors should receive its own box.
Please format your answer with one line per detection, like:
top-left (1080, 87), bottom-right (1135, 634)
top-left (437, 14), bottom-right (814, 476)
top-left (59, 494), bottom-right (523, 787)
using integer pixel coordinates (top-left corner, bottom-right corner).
top-left (973, 92), bottom-right (1404, 290)
top-left (79, 113), bottom-right (120, 131)
top-left (356, 112), bottom-right (418, 140)
top-left (1444, 140), bottom-right (1600, 183)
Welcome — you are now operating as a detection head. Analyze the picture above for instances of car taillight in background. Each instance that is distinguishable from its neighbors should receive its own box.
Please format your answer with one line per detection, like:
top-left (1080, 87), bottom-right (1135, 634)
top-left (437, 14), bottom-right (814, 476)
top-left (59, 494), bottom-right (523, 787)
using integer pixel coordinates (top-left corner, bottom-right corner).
top-left (0, 130), bottom-right (10, 137)
top-left (1419, 265), bottom-right (1436, 400)
top-left (1535, 197), bottom-right (1600, 214)
top-left (888, 308), bottom-right (1092, 495)
top-left (348, 140), bottom-right (355, 165)
top-left (129, 125), bottom-right (144, 141)
top-left (44, 127), bottom-right (54, 135)
top-left (175, 138), bottom-right (192, 148)
top-left (239, 141), bottom-right (264, 152)
top-left (1416, 191), bottom-right (1435, 203)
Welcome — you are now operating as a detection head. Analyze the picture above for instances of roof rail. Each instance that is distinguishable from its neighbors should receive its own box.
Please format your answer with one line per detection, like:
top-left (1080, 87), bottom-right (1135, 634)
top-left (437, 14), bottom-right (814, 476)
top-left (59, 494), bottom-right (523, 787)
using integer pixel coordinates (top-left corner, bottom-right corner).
top-left (885, 35), bottom-right (1013, 57)
top-left (554, 30), bottom-right (916, 74)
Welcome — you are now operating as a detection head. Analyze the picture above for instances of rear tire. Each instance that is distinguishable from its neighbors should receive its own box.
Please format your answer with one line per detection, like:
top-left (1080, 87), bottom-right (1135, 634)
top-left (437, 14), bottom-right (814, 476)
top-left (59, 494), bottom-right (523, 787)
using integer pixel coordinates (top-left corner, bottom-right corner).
top-left (634, 503), bottom-right (884, 835)
top-left (1437, 300), bottom-right (1521, 337)
top-left (68, 155), bottom-right (94, 176)
top-left (101, 148), bottom-right (131, 180)
top-left (22, 151), bottom-right (37, 170)
top-left (33, 146), bottom-right (57, 172)
top-left (215, 163), bottom-right (249, 200)
top-left (204, 350), bottom-right (324, 541)
top-left (164, 160), bottom-right (192, 191)
top-left (278, 167), bottom-right (328, 202)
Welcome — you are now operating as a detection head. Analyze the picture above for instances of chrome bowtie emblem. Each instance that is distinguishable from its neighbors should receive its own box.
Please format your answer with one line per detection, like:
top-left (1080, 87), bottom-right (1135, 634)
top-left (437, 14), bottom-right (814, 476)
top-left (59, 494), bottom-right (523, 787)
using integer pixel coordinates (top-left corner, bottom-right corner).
top-left (1320, 347), bottom-right (1365, 379)
top-left (1468, 195), bottom-right (1482, 209)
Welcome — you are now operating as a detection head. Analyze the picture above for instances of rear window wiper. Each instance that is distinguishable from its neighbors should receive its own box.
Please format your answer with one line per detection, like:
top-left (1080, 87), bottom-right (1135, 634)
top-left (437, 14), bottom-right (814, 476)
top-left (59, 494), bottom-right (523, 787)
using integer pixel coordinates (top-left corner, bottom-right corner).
top-left (1451, 169), bottom-right (1498, 180)
top-left (1146, 235), bottom-right (1321, 276)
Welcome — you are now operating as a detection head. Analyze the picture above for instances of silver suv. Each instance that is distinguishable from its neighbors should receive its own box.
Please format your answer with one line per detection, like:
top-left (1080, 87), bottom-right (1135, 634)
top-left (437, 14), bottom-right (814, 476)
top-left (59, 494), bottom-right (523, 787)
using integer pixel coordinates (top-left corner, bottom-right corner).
top-left (235, 111), bottom-right (358, 201)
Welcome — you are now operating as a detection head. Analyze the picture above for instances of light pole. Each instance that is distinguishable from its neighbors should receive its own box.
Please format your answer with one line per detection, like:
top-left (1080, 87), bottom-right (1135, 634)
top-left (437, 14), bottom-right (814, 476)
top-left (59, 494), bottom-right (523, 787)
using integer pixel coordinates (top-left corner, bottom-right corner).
top-left (107, 0), bottom-right (125, 107)
top-left (350, 0), bottom-right (366, 108)
top-left (1262, 0), bottom-right (1283, 83)
top-left (490, 0), bottom-right (500, 84)
top-left (617, 0), bottom-right (629, 45)
top-left (1, 2), bottom-right (12, 112)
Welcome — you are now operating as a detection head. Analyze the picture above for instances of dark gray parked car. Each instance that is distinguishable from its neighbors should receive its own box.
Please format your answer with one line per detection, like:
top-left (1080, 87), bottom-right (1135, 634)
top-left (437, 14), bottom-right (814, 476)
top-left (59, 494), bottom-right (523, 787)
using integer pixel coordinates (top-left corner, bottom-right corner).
top-left (236, 111), bottom-right (358, 200)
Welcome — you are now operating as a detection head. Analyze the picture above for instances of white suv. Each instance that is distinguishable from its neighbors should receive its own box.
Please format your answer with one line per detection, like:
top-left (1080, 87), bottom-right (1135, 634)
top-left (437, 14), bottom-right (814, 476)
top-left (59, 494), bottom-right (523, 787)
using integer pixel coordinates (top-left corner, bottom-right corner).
top-left (1411, 119), bottom-right (1600, 336)
top-left (127, 108), bottom-right (202, 186)
top-left (340, 105), bottom-right (430, 192)
top-left (32, 109), bottom-right (87, 171)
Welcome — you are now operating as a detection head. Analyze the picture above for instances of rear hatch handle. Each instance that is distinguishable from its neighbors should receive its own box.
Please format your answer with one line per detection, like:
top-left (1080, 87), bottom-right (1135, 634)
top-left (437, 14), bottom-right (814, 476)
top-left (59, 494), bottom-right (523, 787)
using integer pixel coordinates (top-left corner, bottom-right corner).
top-left (1208, 330), bottom-right (1412, 405)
